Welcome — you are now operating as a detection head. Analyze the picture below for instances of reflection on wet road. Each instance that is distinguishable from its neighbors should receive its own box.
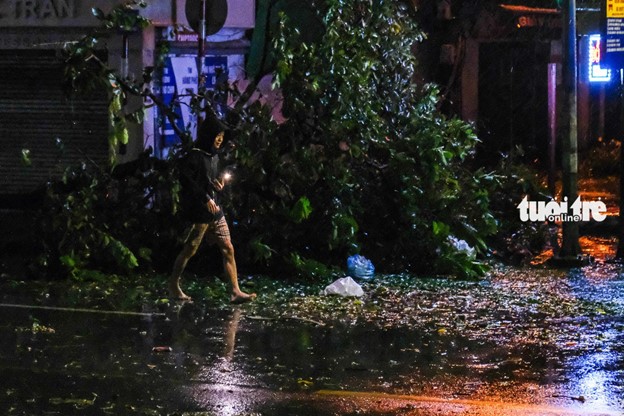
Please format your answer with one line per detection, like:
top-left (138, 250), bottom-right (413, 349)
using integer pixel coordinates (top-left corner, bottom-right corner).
top-left (1, 265), bottom-right (623, 415)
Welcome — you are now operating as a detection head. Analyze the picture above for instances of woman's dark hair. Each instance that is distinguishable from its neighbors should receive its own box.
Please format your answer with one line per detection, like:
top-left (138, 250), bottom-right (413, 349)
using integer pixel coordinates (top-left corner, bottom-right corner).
top-left (195, 111), bottom-right (231, 153)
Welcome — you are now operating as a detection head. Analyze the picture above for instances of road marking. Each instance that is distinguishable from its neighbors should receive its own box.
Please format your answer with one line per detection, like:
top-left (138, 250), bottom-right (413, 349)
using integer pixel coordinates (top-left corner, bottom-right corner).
top-left (316, 390), bottom-right (622, 415)
top-left (0, 303), bottom-right (165, 317)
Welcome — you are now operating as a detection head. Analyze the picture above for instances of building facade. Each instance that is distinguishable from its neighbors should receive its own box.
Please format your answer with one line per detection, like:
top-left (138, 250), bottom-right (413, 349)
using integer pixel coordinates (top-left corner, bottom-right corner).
top-left (0, 0), bottom-right (254, 197)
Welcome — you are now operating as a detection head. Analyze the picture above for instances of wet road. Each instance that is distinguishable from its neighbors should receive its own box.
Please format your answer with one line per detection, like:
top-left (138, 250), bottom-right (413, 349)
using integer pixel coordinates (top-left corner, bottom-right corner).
top-left (1, 264), bottom-right (623, 415)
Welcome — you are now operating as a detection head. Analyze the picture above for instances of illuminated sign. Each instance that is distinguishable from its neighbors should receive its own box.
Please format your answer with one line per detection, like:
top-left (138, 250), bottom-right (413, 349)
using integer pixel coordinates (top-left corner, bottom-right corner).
top-left (605, 0), bottom-right (624, 69)
top-left (588, 34), bottom-right (611, 82)
top-left (607, 0), bottom-right (624, 18)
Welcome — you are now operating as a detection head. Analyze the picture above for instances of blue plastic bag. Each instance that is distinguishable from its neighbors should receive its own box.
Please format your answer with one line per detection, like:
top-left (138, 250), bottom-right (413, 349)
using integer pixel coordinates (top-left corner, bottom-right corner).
top-left (347, 254), bottom-right (375, 280)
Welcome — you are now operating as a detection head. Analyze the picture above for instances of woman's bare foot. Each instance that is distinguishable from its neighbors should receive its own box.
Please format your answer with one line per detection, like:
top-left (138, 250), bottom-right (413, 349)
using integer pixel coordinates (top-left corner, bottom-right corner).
top-left (169, 284), bottom-right (192, 301)
top-left (230, 291), bottom-right (257, 304)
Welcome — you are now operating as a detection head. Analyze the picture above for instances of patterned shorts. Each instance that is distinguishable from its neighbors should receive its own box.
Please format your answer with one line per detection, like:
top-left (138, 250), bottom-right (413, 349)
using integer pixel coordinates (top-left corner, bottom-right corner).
top-left (184, 216), bottom-right (231, 248)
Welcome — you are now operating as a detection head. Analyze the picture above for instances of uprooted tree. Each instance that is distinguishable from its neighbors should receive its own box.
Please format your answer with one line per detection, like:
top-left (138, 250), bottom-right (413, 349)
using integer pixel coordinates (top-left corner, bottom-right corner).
top-left (37, 0), bottom-right (498, 279)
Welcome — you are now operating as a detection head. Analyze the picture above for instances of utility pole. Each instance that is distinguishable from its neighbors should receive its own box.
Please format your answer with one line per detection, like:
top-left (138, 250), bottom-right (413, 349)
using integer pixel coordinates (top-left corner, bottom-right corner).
top-left (197, 0), bottom-right (207, 130)
top-left (184, 0), bottom-right (227, 136)
top-left (617, 70), bottom-right (624, 257)
top-left (559, 0), bottom-right (581, 258)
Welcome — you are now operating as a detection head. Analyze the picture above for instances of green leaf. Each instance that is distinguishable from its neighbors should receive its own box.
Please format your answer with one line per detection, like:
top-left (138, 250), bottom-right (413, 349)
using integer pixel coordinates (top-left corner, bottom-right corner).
top-left (60, 255), bottom-right (77, 269)
top-left (20, 149), bottom-right (32, 167)
top-left (250, 238), bottom-right (275, 262)
top-left (117, 126), bottom-right (129, 145)
top-left (432, 221), bottom-right (450, 238)
top-left (290, 196), bottom-right (313, 223)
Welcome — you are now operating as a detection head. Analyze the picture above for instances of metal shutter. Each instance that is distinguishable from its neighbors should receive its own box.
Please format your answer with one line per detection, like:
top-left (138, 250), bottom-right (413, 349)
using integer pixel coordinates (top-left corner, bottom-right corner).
top-left (0, 50), bottom-right (108, 196)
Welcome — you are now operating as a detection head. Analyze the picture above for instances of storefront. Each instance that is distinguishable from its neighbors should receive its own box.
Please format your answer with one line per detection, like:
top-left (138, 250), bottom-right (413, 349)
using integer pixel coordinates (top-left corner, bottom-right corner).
top-left (0, 0), bottom-right (254, 196)
top-left (458, 3), bottom-right (605, 167)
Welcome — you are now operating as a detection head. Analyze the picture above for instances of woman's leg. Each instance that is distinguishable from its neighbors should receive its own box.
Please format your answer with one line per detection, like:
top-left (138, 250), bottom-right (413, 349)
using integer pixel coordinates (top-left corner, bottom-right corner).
top-left (169, 223), bottom-right (208, 300)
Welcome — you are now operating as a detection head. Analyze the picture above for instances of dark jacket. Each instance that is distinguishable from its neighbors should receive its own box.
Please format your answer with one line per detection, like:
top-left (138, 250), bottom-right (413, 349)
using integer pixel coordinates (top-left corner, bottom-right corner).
top-left (179, 148), bottom-right (224, 223)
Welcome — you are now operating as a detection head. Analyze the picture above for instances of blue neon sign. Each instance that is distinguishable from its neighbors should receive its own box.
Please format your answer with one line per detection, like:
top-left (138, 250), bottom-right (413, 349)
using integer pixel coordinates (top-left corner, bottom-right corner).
top-left (589, 34), bottom-right (611, 82)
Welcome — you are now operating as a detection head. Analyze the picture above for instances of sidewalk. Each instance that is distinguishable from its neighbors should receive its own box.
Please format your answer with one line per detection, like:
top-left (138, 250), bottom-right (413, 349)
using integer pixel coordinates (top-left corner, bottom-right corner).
top-left (568, 175), bottom-right (618, 261)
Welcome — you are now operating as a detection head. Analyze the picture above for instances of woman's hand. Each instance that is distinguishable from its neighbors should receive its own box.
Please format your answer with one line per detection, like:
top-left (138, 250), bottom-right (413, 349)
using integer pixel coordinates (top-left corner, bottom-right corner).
top-left (212, 179), bottom-right (224, 191)
top-left (207, 199), bottom-right (220, 214)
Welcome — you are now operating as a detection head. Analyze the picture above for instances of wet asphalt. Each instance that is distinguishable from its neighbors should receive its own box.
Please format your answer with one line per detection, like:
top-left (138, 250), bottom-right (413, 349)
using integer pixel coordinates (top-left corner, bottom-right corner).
top-left (1, 259), bottom-right (623, 416)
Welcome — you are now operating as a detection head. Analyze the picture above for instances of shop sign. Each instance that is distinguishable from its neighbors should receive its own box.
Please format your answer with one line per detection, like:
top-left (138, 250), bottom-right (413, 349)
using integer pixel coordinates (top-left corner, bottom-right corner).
top-left (588, 34), bottom-right (611, 82)
top-left (159, 55), bottom-right (228, 146)
top-left (0, 0), bottom-right (161, 27)
top-left (605, 0), bottom-right (624, 69)
top-left (0, 0), bottom-right (83, 25)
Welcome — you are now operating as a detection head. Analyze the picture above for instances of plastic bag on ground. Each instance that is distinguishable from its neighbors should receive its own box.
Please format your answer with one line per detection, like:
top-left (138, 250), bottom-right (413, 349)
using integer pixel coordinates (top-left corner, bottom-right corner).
top-left (322, 276), bottom-right (364, 297)
top-left (448, 236), bottom-right (476, 259)
top-left (347, 254), bottom-right (375, 280)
